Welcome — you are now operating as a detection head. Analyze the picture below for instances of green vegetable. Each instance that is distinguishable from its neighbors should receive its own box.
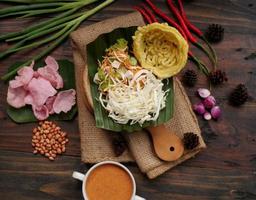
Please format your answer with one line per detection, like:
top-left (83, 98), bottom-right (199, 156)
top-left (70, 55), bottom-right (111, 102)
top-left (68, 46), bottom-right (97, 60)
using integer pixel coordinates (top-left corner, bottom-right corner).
top-left (106, 38), bottom-right (128, 52)
top-left (7, 59), bottom-right (77, 123)
top-left (129, 56), bottom-right (137, 66)
top-left (99, 78), bottom-right (113, 92)
top-left (1, 0), bottom-right (75, 3)
top-left (113, 72), bottom-right (122, 79)
top-left (98, 68), bottom-right (105, 81)
top-left (0, 0), bottom-right (115, 81)
top-left (87, 27), bottom-right (174, 132)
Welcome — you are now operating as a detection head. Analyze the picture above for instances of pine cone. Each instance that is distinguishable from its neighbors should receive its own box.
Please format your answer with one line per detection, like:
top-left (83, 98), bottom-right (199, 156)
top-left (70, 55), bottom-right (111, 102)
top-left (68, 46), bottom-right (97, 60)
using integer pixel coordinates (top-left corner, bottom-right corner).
top-left (183, 132), bottom-right (199, 150)
top-left (209, 70), bottom-right (228, 85)
top-left (229, 84), bottom-right (248, 106)
top-left (112, 136), bottom-right (127, 157)
top-left (182, 69), bottom-right (197, 87)
top-left (205, 24), bottom-right (224, 43)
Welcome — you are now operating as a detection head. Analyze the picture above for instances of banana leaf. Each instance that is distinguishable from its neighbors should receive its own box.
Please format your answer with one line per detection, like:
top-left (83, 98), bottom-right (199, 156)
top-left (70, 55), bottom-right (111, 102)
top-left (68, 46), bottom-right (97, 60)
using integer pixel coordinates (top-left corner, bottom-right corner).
top-left (7, 59), bottom-right (77, 123)
top-left (87, 26), bottom-right (174, 132)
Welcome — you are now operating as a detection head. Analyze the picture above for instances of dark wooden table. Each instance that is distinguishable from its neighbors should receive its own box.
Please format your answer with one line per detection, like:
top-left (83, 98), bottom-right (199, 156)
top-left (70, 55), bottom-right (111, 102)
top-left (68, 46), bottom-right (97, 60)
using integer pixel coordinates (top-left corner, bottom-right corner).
top-left (0, 0), bottom-right (256, 199)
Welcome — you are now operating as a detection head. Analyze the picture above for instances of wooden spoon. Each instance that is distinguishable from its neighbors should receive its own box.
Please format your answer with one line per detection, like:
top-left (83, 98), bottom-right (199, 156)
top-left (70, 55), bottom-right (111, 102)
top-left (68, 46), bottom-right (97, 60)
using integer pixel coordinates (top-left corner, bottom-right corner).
top-left (83, 68), bottom-right (184, 162)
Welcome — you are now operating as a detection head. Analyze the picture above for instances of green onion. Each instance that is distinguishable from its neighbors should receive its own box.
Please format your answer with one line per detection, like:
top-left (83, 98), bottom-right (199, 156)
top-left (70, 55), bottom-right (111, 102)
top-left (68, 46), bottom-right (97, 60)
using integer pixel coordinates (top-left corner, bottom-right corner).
top-left (0, 0), bottom-right (97, 18)
top-left (6, 12), bottom-right (83, 42)
top-left (1, 0), bottom-right (77, 3)
top-left (1, 0), bottom-right (115, 81)
top-left (0, 8), bottom-right (79, 41)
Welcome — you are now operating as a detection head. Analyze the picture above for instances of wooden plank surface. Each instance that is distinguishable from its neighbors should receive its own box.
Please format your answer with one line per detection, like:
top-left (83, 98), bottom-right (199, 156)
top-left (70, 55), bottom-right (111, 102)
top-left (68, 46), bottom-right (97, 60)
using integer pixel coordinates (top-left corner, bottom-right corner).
top-left (0, 0), bottom-right (256, 199)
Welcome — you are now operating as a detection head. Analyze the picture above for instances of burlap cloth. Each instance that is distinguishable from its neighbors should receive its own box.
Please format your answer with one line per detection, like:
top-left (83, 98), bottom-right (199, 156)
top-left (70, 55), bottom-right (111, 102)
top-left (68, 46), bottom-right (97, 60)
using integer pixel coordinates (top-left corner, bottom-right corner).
top-left (70, 12), bottom-right (206, 179)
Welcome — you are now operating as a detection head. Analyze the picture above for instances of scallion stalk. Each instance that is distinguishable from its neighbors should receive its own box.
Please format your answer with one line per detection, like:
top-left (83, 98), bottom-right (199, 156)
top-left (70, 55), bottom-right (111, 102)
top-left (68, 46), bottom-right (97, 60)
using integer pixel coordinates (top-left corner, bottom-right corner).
top-left (0, 8), bottom-right (78, 41)
top-left (1, 0), bottom-right (115, 81)
top-left (1, 0), bottom-right (80, 3)
top-left (6, 12), bottom-right (83, 42)
top-left (0, 0), bottom-right (97, 18)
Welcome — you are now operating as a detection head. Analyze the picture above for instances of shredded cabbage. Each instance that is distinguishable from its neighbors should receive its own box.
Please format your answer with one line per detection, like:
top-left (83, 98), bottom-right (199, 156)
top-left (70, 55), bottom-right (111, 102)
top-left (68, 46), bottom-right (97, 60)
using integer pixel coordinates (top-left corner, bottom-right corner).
top-left (99, 70), bottom-right (169, 125)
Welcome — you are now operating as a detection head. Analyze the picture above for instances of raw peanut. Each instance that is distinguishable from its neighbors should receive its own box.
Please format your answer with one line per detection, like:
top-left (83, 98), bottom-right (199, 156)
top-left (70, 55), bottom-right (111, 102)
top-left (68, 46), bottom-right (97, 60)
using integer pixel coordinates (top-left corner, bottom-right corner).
top-left (33, 128), bottom-right (37, 134)
top-left (32, 121), bottom-right (68, 161)
top-left (57, 148), bottom-right (62, 154)
top-left (49, 156), bottom-right (54, 161)
top-left (61, 132), bottom-right (67, 137)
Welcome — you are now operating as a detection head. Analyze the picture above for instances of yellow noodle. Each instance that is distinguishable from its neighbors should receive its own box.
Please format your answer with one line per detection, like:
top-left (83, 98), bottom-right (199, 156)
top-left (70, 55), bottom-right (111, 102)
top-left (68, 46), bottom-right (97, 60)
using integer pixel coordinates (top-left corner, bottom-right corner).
top-left (133, 23), bottom-right (188, 78)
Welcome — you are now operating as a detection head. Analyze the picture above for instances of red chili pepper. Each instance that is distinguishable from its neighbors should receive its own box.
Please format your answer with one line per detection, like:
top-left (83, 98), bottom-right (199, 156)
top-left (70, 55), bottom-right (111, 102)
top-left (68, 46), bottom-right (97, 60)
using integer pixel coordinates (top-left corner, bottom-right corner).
top-left (177, 0), bottom-right (203, 37)
top-left (133, 6), bottom-right (153, 24)
top-left (145, 0), bottom-right (188, 41)
top-left (166, 0), bottom-right (197, 43)
top-left (140, 3), bottom-right (158, 23)
top-left (177, 0), bottom-right (217, 68)
top-left (136, 2), bottom-right (210, 75)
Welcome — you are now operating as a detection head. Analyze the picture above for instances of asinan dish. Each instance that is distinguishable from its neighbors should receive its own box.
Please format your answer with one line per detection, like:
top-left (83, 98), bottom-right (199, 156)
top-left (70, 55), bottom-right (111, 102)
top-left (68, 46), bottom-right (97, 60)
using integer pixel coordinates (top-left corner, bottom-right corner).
top-left (92, 23), bottom-right (188, 127)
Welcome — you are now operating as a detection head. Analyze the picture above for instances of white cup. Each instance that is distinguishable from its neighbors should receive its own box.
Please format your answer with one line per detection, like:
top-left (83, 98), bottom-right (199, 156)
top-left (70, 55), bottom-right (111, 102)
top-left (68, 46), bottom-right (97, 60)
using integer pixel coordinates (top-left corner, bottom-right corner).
top-left (72, 161), bottom-right (145, 200)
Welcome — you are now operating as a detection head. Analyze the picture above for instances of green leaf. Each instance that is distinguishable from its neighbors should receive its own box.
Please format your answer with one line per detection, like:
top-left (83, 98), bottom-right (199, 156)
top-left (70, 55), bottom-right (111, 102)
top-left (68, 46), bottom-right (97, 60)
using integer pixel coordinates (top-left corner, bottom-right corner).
top-left (7, 59), bottom-right (77, 123)
top-left (87, 26), bottom-right (174, 132)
